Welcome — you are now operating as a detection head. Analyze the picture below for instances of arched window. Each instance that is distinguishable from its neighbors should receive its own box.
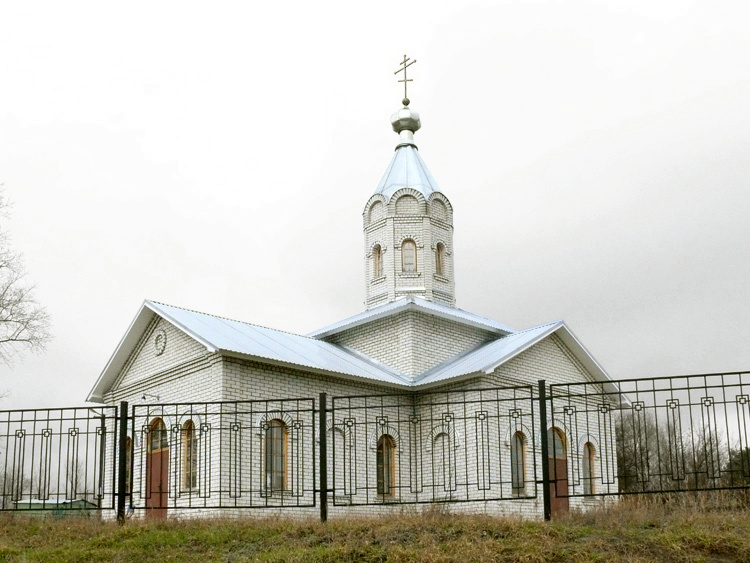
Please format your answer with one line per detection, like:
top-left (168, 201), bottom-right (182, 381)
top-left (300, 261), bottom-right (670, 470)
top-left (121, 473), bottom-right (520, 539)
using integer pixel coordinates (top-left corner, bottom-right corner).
top-left (125, 436), bottom-right (132, 499)
top-left (401, 239), bottom-right (417, 272)
top-left (511, 431), bottom-right (526, 496)
top-left (265, 419), bottom-right (287, 492)
top-left (150, 419), bottom-right (168, 451)
top-left (435, 243), bottom-right (446, 276)
top-left (548, 428), bottom-right (566, 460)
top-left (582, 442), bottom-right (595, 495)
top-left (376, 435), bottom-right (396, 497)
top-left (372, 244), bottom-right (383, 278)
top-left (182, 420), bottom-right (198, 491)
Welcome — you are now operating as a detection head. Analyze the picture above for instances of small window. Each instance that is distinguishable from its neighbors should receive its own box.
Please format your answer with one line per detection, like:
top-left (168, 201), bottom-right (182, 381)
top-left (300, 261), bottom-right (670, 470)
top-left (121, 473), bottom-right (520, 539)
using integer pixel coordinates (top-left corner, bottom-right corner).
top-left (583, 442), bottom-right (595, 495)
top-left (401, 239), bottom-right (417, 272)
top-left (511, 431), bottom-right (526, 496)
top-left (182, 420), bottom-right (198, 491)
top-left (150, 419), bottom-right (168, 451)
top-left (372, 244), bottom-right (383, 278)
top-left (125, 437), bottom-right (132, 498)
top-left (376, 435), bottom-right (396, 497)
top-left (265, 419), bottom-right (288, 492)
top-left (435, 243), bottom-right (445, 276)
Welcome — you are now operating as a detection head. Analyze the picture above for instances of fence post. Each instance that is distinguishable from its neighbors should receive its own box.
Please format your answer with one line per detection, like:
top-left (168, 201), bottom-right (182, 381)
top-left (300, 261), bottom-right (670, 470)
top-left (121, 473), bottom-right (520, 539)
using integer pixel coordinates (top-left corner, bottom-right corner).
top-left (117, 401), bottom-right (128, 523)
top-left (319, 392), bottom-right (328, 523)
top-left (538, 380), bottom-right (551, 521)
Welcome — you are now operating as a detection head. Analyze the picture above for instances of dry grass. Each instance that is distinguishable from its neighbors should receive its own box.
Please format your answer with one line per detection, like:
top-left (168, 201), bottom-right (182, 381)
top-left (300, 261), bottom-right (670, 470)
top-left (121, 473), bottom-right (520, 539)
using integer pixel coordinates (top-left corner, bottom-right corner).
top-left (1, 498), bottom-right (749, 562)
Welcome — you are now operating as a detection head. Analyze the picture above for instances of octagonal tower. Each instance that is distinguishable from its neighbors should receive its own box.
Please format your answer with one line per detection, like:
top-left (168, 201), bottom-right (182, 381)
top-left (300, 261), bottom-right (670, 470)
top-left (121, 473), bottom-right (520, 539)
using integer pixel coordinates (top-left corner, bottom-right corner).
top-left (363, 104), bottom-right (455, 309)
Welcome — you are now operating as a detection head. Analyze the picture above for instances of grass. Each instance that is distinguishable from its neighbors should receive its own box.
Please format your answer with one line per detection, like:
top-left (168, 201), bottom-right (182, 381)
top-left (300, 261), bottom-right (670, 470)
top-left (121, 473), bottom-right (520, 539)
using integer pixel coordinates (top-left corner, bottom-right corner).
top-left (1, 499), bottom-right (749, 562)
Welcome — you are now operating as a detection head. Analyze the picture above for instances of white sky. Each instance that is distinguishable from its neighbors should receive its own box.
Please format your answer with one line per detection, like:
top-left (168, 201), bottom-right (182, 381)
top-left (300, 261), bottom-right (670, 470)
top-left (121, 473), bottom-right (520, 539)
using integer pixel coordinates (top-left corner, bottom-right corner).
top-left (1, 0), bottom-right (748, 409)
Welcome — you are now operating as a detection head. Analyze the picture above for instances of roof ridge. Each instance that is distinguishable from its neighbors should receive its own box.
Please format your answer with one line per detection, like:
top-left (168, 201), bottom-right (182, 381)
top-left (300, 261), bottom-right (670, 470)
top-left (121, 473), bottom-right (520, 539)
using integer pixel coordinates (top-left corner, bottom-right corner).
top-left (148, 300), bottom-right (322, 343)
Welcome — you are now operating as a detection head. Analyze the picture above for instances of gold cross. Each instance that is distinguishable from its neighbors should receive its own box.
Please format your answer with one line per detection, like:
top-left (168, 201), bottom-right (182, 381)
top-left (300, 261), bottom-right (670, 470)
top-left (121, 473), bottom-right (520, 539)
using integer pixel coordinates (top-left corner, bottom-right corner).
top-left (394, 54), bottom-right (417, 106)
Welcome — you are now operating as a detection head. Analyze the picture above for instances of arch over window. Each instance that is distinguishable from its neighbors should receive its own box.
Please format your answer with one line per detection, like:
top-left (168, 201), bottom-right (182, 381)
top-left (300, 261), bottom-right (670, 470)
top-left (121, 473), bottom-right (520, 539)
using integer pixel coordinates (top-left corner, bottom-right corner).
top-left (435, 243), bottom-right (446, 276)
top-left (401, 239), bottom-right (417, 272)
top-left (372, 244), bottom-right (383, 278)
top-left (265, 419), bottom-right (288, 492)
top-left (376, 434), bottom-right (396, 497)
top-left (511, 431), bottom-right (526, 496)
top-left (150, 418), bottom-right (168, 451)
top-left (182, 420), bottom-right (198, 491)
top-left (582, 442), bottom-right (595, 495)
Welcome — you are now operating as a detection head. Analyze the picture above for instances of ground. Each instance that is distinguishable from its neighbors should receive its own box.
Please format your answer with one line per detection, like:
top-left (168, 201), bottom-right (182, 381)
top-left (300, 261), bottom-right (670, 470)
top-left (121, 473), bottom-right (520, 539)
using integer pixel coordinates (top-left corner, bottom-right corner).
top-left (1, 499), bottom-right (748, 562)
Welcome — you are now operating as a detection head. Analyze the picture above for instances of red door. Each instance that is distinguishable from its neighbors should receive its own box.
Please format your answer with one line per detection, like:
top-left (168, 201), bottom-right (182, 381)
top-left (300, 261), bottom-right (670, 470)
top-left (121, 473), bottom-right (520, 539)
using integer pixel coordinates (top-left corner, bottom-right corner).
top-left (146, 419), bottom-right (169, 519)
top-left (547, 428), bottom-right (569, 517)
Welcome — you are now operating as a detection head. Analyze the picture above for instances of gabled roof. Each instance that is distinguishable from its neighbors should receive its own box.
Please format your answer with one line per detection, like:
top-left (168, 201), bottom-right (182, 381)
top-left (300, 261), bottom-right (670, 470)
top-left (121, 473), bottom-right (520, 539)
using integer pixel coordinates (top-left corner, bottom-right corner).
top-left (88, 300), bottom-right (614, 403)
top-left (308, 296), bottom-right (515, 339)
top-left (413, 320), bottom-right (612, 390)
top-left (87, 301), bottom-right (410, 402)
top-left (374, 144), bottom-right (441, 201)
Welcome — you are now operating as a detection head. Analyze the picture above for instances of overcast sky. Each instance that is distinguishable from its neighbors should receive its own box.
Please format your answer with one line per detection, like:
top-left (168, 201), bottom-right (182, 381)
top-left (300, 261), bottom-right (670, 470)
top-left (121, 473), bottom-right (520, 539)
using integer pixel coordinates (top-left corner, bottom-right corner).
top-left (1, 0), bottom-right (748, 409)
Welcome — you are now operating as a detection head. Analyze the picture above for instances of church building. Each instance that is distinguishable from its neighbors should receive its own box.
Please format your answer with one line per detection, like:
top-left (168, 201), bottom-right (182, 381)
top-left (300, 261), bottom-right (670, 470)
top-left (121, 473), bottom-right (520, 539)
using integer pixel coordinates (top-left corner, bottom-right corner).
top-left (87, 71), bottom-right (616, 519)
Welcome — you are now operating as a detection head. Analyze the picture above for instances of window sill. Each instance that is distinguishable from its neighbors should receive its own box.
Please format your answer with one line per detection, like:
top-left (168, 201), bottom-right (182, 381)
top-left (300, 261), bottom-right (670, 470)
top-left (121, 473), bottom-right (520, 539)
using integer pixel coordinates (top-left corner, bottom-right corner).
top-left (398, 272), bottom-right (421, 279)
top-left (370, 276), bottom-right (386, 285)
top-left (433, 274), bottom-right (450, 283)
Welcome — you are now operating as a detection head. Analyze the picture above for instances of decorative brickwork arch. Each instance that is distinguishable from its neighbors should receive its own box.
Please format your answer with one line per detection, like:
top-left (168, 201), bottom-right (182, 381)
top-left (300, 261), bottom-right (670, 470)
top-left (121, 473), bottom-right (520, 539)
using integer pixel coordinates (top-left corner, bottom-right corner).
top-left (368, 424), bottom-right (402, 451)
top-left (425, 421), bottom-right (461, 452)
top-left (388, 187), bottom-right (426, 207)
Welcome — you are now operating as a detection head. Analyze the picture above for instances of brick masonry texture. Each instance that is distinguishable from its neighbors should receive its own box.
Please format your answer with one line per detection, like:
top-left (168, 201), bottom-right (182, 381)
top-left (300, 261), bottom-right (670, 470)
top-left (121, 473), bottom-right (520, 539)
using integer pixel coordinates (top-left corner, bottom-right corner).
top-left (324, 310), bottom-right (496, 378)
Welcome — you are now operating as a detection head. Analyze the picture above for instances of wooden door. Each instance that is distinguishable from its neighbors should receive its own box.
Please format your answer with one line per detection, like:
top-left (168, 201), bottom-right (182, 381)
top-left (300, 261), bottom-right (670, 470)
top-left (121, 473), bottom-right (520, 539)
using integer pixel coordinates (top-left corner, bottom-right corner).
top-left (146, 419), bottom-right (169, 519)
top-left (547, 428), bottom-right (569, 517)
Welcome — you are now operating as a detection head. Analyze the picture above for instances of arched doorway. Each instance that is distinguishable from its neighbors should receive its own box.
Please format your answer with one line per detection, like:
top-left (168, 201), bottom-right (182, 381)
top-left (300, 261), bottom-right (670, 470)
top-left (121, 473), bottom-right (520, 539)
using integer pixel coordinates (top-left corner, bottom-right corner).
top-left (146, 418), bottom-right (169, 519)
top-left (547, 427), bottom-right (569, 516)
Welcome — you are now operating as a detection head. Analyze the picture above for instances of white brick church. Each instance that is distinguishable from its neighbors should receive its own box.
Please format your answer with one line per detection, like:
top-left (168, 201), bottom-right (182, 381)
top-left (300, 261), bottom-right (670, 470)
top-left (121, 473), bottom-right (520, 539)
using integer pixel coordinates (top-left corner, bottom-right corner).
top-left (87, 88), bottom-right (617, 519)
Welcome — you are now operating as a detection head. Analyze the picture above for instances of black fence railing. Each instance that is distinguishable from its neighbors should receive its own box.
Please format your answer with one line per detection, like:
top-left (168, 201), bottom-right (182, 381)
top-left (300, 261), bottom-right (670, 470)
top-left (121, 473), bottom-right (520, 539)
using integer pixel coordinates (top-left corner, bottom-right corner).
top-left (0, 406), bottom-right (118, 513)
top-left (326, 386), bottom-right (537, 506)
top-left (1, 372), bottom-right (749, 521)
top-left (130, 398), bottom-right (317, 512)
top-left (548, 372), bottom-right (750, 500)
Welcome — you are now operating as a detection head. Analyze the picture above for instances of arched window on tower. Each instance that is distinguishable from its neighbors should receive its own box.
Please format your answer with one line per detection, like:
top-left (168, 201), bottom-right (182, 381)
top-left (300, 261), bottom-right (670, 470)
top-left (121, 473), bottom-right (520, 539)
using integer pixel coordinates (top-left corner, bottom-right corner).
top-left (376, 434), bottom-right (396, 497)
top-left (435, 243), bottom-right (446, 276)
top-left (265, 419), bottom-right (288, 492)
top-left (582, 442), bottom-right (595, 495)
top-left (182, 420), bottom-right (198, 491)
top-left (401, 239), bottom-right (417, 272)
top-left (510, 431), bottom-right (526, 497)
top-left (372, 244), bottom-right (383, 278)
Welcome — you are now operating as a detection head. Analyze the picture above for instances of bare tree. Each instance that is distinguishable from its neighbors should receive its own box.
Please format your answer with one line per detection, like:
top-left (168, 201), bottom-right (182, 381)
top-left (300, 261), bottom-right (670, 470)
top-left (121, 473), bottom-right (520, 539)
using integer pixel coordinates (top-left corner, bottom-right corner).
top-left (0, 187), bottom-right (50, 365)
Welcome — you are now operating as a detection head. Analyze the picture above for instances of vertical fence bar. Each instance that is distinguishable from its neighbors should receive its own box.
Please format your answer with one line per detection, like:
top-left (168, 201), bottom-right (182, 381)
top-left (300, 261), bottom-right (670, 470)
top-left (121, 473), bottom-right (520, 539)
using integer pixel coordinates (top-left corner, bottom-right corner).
top-left (117, 401), bottom-right (128, 522)
top-left (538, 380), bottom-right (551, 521)
top-left (319, 392), bottom-right (328, 522)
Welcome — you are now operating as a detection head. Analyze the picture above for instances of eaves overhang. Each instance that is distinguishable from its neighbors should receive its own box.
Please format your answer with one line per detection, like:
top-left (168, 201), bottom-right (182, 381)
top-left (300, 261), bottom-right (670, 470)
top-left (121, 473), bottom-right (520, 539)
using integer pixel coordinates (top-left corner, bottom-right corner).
top-left (308, 297), bottom-right (515, 339)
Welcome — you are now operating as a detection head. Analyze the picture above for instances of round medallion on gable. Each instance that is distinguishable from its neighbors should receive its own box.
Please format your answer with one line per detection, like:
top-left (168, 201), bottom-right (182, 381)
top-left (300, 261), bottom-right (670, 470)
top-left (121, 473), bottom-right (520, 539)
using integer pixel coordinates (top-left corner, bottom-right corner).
top-left (154, 329), bottom-right (167, 356)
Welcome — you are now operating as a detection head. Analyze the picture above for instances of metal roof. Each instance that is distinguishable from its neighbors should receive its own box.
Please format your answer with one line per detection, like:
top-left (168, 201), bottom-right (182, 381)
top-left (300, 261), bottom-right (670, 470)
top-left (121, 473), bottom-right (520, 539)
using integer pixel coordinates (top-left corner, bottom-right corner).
top-left (415, 321), bottom-right (562, 386)
top-left (88, 300), bottom-right (613, 402)
top-left (308, 296), bottom-right (515, 339)
top-left (373, 144), bottom-right (441, 201)
top-left (146, 301), bottom-right (409, 385)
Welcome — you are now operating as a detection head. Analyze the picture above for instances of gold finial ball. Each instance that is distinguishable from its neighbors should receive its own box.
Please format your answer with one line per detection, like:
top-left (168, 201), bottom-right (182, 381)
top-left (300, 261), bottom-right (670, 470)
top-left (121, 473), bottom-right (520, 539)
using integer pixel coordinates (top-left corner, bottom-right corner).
top-left (402, 97), bottom-right (410, 107)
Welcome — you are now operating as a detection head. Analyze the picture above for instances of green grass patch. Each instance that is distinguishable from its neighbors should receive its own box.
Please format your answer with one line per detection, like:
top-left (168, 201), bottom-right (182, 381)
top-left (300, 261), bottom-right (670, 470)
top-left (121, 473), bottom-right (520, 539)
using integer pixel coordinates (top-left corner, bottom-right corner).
top-left (1, 503), bottom-right (749, 562)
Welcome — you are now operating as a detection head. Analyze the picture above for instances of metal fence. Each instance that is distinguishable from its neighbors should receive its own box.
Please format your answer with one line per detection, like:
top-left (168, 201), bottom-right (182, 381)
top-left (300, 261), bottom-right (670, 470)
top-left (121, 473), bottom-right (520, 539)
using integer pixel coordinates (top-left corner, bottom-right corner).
top-left (326, 386), bottom-right (537, 507)
top-left (130, 398), bottom-right (317, 513)
top-left (2, 372), bottom-right (749, 521)
top-left (547, 372), bottom-right (750, 501)
top-left (0, 406), bottom-right (118, 513)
